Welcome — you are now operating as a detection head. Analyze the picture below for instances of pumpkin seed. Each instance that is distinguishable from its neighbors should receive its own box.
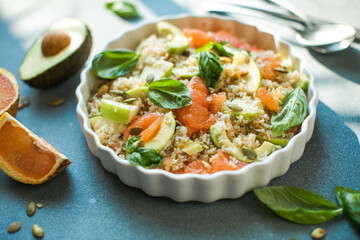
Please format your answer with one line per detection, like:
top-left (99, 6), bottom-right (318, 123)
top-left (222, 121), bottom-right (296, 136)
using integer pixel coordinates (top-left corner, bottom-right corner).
top-left (110, 90), bottom-right (130, 99)
top-left (129, 126), bottom-right (142, 135)
top-left (122, 98), bottom-right (136, 103)
top-left (98, 84), bottom-right (109, 95)
top-left (48, 98), bottom-right (65, 107)
top-left (36, 203), bottom-right (43, 209)
top-left (182, 50), bottom-right (190, 57)
top-left (242, 147), bottom-right (257, 160)
top-left (311, 228), bottom-right (326, 239)
top-left (146, 73), bottom-right (154, 84)
top-left (164, 52), bottom-right (171, 60)
top-left (27, 201), bottom-right (36, 217)
top-left (274, 67), bottom-right (288, 73)
top-left (227, 104), bottom-right (243, 112)
top-left (7, 221), bottom-right (21, 233)
top-left (32, 224), bottom-right (44, 238)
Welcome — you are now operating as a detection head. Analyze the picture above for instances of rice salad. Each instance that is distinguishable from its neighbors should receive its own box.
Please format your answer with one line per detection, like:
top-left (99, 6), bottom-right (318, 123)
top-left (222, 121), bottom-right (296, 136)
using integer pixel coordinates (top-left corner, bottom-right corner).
top-left (87, 21), bottom-right (309, 174)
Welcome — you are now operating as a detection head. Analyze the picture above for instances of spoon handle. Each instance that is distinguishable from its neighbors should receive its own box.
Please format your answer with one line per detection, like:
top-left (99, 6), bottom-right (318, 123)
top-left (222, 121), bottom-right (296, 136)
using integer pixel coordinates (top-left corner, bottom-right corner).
top-left (266, 0), bottom-right (313, 28)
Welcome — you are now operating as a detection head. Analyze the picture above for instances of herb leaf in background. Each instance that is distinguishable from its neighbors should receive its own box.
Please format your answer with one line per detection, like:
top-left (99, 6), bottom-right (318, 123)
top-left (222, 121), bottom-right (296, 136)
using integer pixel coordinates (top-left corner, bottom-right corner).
top-left (198, 51), bottom-right (223, 89)
top-left (147, 78), bottom-right (192, 109)
top-left (92, 50), bottom-right (139, 79)
top-left (105, 1), bottom-right (140, 20)
top-left (271, 87), bottom-right (308, 137)
top-left (213, 41), bottom-right (238, 58)
top-left (254, 186), bottom-right (342, 224)
top-left (126, 136), bottom-right (164, 168)
top-left (335, 186), bottom-right (360, 229)
top-left (195, 41), bottom-right (214, 54)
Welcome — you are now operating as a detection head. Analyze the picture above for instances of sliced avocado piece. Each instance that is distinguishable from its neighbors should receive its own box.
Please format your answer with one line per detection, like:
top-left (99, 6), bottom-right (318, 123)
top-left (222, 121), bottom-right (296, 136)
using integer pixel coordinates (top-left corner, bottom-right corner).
top-left (156, 21), bottom-right (189, 55)
top-left (89, 116), bottom-right (126, 135)
top-left (255, 141), bottom-right (277, 160)
top-left (295, 72), bottom-right (310, 93)
top-left (181, 141), bottom-right (204, 155)
top-left (227, 97), bottom-right (264, 119)
top-left (100, 99), bottom-right (139, 124)
top-left (126, 87), bottom-right (148, 99)
top-left (210, 122), bottom-right (250, 162)
top-left (145, 111), bottom-right (176, 152)
top-left (256, 135), bottom-right (289, 148)
top-left (19, 18), bottom-right (92, 88)
top-left (140, 60), bottom-right (174, 80)
top-left (232, 51), bottom-right (262, 93)
top-left (172, 67), bottom-right (199, 79)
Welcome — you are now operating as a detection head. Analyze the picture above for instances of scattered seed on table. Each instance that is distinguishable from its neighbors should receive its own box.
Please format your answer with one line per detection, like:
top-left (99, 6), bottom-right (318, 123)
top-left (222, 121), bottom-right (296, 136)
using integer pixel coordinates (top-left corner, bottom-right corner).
top-left (36, 203), bottom-right (43, 209)
top-left (311, 228), bottom-right (326, 239)
top-left (32, 224), bottom-right (44, 238)
top-left (18, 96), bottom-right (30, 109)
top-left (48, 98), bottom-right (65, 107)
top-left (7, 221), bottom-right (21, 233)
top-left (27, 201), bottom-right (36, 217)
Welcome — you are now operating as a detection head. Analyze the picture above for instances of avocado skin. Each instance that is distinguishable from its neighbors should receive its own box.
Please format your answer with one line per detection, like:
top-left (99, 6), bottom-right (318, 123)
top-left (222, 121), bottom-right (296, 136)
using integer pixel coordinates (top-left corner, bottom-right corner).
top-left (20, 28), bottom-right (92, 88)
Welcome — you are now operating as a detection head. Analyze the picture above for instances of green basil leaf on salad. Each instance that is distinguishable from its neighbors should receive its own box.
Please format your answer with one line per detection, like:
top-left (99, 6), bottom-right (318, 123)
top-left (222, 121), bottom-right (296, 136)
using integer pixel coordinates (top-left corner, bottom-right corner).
top-left (147, 78), bottom-right (192, 109)
top-left (126, 136), bottom-right (164, 168)
top-left (198, 51), bottom-right (223, 89)
top-left (105, 1), bottom-right (140, 20)
top-left (195, 41), bottom-right (214, 54)
top-left (335, 186), bottom-right (360, 228)
top-left (92, 50), bottom-right (139, 79)
top-left (213, 41), bottom-right (237, 58)
top-left (126, 135), bottom-right (141, 154)
top-left (271, 87), bottom-right (307, 137)
top-left (254, 186), bottom-right (342, 224)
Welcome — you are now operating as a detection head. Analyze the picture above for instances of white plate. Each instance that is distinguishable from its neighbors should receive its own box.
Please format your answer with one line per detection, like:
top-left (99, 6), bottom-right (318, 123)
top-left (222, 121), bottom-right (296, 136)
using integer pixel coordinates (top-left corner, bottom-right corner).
top-left (76, 14), bottom-right (319, 202)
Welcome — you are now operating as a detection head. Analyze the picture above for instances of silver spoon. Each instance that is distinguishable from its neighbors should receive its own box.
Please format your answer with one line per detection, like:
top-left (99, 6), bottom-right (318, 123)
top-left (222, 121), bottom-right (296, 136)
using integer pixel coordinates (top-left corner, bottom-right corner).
top-left (201, 1), bottom-right (356, 53)
top-left (267, 0), bottom-right (356, 53)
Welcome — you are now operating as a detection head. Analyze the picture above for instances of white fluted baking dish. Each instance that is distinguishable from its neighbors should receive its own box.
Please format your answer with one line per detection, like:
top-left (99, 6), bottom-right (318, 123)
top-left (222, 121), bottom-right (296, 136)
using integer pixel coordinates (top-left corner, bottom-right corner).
top-left (76, 14), bottom-right (318, 202)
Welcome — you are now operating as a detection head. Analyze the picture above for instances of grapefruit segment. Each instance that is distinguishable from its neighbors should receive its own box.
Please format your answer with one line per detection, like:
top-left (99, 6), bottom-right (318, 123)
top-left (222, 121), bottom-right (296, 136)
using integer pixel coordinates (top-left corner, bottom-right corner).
top-left (0, 68), bottom-right (19, 117)
top-left (184, 160), bottom-right (211, 174)
top-left (182, 28), bottom-right (211, 48)
top-left (210, 151), bottom-right (248, 173)
top-left (123, 112), bottom-right (159, 139)
top-left (257, 88), bottom-right (281, 113)
top-left (0, 112), bottom-right (71, 184)
top-left (173, 76), bottom-right (218, 135)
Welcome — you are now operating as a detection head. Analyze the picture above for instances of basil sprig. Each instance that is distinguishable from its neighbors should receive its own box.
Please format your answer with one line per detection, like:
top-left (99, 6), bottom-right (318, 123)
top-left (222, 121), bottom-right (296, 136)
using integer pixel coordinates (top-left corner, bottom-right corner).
top-left (92, 50), bottom-right (139, 79)
top-left (147, 78), bottom-right (192, 109)
top-left (254, 186), bottom-right (343, 224)
top-left (335, 186), bottom-right (360, 228)
top-left (126, 136), bottom-right (163, 169)
top-left (105, 1), bottom-right (141, 20)
top-left (195, 41), bottom-right (214, 54)
top-left (271, 87), bottom-right (307, 137)
top-left (213, 41), bottom-right (238, 58)
top-left (198, 51), bottom-right (223, 89)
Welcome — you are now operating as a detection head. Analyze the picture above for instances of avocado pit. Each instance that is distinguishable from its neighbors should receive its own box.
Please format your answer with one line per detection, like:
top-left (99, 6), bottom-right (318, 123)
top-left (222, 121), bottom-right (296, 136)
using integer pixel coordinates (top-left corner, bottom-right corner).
top-left (41, 30), bottom-right (71, 57)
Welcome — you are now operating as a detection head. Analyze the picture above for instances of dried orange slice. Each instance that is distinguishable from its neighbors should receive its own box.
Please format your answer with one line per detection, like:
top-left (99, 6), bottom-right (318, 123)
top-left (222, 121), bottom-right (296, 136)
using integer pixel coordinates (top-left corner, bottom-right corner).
top-left (0, 68), bottom-right (19, 117)
top-left (0, 112), bottom-right (71, 184)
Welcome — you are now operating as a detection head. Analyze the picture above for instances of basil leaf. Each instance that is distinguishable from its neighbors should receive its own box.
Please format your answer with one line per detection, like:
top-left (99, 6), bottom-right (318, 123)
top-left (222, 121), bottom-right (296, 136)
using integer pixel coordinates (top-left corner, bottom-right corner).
top-left (105, 1), bottom-right (140, 20)
top-left (254, 186), bottom-right (342, 224)
top-left (214, 42), bottom-right (237, 58)
top-left (126, 136), bottom-right (164, 168)
top-left (195, 41), bottom-right (214, 54)
top-left (271, 87), bottom-right (307, 137)
top-left (198, 51), bottom-right (223, 89)
top-left (335, 186), bottom-right (360, 228)
top-left (128, 148), bottom-right (164, 169)
top-left (126, 136), bottom-right (141, 154)
top-left (92, 50), bottom-right (139, 79)
top-left (147, 78), bottom-right (192, 109)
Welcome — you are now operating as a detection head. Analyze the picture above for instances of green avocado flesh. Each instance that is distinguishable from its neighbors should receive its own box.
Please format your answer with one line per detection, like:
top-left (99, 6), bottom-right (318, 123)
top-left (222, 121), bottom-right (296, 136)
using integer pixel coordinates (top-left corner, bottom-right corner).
top-left (19, 18), bottom-right (92, 88)
top-left (145, 111), bottom-right (176, 153)
top-left (89, 116), bottom-right (126, 135)
top-left (210, 122), bottom-right (247, 162)
top-left (100, 99), bottom-right (139, 124)
top-left (156, 21), bottom-right (189, 54)
top-left (181, 141), bottom-right (204, 155)
top-left (232, 51), bottom-right (261, 93)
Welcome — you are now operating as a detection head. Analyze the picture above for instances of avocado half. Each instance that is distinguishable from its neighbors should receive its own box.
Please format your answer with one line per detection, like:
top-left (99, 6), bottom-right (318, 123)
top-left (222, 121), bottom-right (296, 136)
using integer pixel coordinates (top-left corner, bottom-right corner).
top-left (19, 18), bottom-right (92, 88)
